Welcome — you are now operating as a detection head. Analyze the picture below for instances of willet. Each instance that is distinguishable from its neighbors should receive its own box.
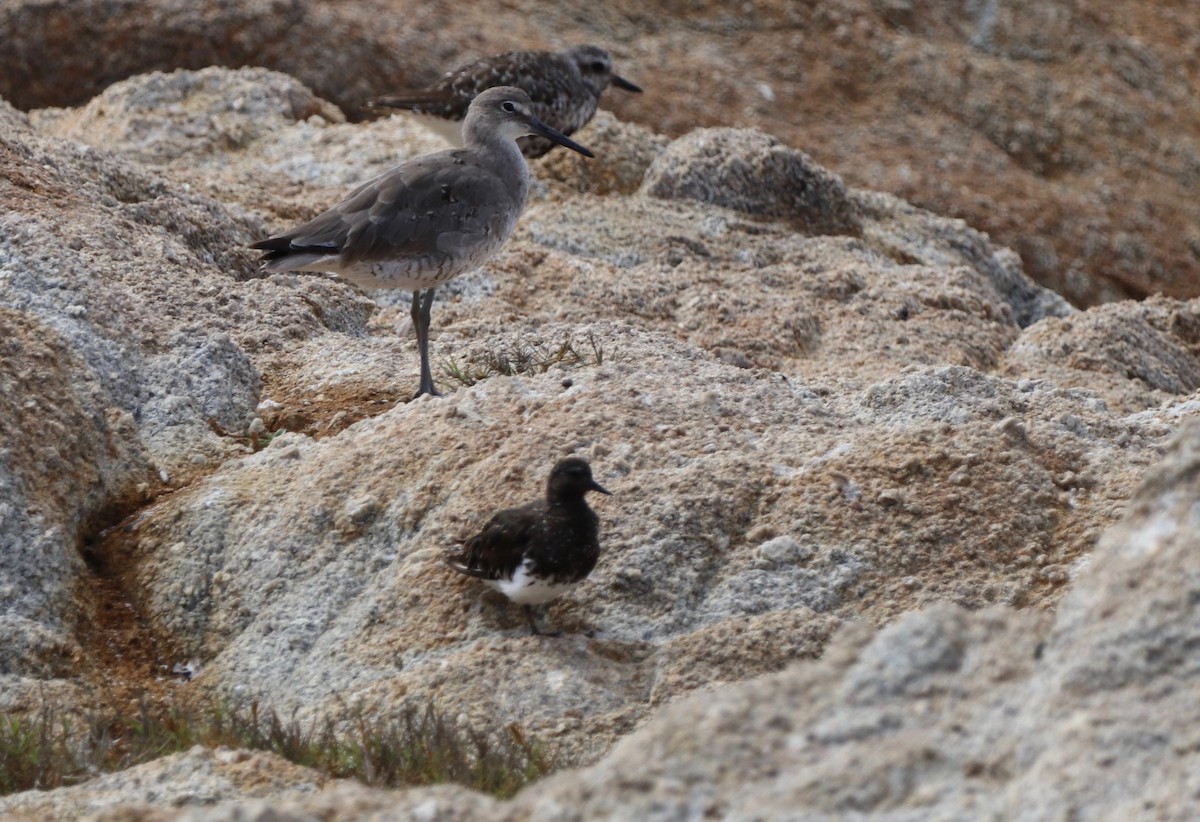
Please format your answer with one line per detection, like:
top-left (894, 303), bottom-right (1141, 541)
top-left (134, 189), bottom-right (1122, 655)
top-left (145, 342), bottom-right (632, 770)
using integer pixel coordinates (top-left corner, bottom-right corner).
top-left (252, 86), bottom-right (594, 398)
top-left (366, 45), bottom-right (641, 158)
top-left (446, 457), bottom-right (611, 636)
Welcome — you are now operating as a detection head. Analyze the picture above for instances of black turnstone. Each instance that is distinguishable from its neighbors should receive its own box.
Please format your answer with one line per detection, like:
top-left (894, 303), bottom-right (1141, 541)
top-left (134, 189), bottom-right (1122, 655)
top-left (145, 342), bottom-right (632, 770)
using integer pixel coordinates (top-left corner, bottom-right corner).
top-left (251, 87), bottom-right (593, 398)
top-left (366, 45), bottom-right (642, 158)
top-left (446, 457), bottom-right (612, 635)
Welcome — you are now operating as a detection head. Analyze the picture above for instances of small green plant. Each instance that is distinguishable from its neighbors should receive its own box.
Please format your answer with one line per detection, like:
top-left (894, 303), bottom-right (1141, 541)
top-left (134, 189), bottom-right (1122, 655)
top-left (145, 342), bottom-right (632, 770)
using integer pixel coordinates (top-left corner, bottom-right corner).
top-left (441, 356), bottom-right (477, 387)
top-left (253, 428), bottom-right (284, 451)
top-left (0, 700), bottom-right (561, 799)
top-left (342, 707), bottom-right (555, 797)
top-left (0, 708), bottom-right (74, 794)
top-left (441, 331), bottom-right (607, 387)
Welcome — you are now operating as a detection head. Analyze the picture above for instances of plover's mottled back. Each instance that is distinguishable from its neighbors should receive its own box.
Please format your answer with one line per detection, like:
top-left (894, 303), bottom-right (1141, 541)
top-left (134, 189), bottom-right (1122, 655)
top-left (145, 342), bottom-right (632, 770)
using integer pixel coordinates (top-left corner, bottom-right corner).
top-left (251, 87), bottom-right (593, 398)
top-left (367, 45), bottom-right (642, 158)
top-left (446, 457), bottom-right (612, 635)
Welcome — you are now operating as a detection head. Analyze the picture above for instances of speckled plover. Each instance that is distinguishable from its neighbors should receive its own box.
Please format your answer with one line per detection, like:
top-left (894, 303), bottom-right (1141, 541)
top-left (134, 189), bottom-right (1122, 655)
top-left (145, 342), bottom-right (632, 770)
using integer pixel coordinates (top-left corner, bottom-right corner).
top-left (366, 45), bottom-right (641, 158)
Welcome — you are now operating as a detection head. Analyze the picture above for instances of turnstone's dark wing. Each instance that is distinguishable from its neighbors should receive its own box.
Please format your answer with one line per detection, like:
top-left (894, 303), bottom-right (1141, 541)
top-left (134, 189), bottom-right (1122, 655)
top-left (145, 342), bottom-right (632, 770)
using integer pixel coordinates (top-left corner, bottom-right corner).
top-left (445, 502), bottom-right (540, 581)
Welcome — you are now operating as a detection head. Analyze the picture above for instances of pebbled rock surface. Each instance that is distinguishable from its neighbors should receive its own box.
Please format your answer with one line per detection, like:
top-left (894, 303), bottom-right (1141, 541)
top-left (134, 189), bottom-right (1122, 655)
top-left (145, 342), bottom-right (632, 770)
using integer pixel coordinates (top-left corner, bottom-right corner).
top-left (641, 128), bottom-right (862, 235)
top-left (0, 64), bottom-right (1198, 819)
top-left (0, 746), bottom-right (330, 819)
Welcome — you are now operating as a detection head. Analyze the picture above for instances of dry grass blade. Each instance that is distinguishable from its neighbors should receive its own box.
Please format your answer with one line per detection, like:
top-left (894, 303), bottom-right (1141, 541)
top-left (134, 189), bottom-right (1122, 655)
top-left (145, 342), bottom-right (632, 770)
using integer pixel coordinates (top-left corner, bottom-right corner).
top-left (441, 331), bottom-right (608, 387)
top-left (0, 699), bottom-right (563, 799)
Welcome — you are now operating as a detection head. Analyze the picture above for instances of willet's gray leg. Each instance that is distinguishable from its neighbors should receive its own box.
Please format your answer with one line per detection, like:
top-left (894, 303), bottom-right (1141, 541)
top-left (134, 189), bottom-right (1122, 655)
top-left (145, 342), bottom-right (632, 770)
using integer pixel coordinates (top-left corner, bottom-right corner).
top-left (412, 287), bottom-right (441, 398)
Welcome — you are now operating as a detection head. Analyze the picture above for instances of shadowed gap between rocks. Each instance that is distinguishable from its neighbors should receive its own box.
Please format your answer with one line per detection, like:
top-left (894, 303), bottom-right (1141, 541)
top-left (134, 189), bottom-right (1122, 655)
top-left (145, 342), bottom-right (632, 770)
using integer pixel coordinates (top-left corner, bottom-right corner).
top-left (72, 489), bottom-right (195, 711)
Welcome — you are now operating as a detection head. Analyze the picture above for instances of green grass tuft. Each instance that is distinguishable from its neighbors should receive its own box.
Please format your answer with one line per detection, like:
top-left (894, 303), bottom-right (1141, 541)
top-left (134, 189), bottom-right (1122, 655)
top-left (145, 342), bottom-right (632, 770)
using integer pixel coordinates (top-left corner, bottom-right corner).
top-left (0, 700), bottom-right (560, 799)
top-left (252, 428), bottom-right (284, 451)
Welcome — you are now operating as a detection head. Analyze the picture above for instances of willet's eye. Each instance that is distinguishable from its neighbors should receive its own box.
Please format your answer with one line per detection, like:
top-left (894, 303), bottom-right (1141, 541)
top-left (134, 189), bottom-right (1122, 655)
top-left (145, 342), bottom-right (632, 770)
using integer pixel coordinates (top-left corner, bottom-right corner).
top-left (502, 101), bottom-right (516, 113)
top-left (590, 61), bottom-right (606, 72)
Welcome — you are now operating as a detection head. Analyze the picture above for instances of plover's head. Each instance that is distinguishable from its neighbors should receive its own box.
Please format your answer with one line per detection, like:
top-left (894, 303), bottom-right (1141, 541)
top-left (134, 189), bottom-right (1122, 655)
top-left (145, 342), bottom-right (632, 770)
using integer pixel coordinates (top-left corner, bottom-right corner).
top-left (465, 86), bottom-right (594, 156)
top-left (547, 457), bottom-right (612, 500)
top-left (566, 45), bottom-right (643, 95)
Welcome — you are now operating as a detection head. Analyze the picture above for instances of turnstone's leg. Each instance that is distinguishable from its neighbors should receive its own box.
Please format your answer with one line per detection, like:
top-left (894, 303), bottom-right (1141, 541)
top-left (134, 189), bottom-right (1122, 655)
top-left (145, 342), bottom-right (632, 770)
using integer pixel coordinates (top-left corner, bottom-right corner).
top-left (526, 605), bottom-right (564, 637)
top-left (524, 605), bottom-right (543, 636)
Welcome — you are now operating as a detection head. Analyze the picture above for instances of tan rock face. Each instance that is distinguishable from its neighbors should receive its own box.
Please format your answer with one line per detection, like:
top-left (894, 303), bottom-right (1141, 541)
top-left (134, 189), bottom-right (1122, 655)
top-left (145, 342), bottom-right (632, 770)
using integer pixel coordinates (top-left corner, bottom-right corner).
top-left (1, 65), bottom-right (1198, 819)
top-left (1002, 295), bottom-right (1200, 413)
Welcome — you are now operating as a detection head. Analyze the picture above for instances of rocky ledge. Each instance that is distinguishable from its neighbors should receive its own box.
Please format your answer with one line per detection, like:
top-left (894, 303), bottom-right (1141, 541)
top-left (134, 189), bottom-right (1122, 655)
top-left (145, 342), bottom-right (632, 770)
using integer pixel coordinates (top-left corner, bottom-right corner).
top-left (0, 65), bottom-right (1197, 819)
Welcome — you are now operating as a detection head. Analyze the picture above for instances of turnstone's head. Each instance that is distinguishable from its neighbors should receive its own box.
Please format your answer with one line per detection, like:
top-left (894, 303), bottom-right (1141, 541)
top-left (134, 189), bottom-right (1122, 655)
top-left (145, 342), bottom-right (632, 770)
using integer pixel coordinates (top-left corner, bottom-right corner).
top-left (547, 457), bottom-right (612, 501)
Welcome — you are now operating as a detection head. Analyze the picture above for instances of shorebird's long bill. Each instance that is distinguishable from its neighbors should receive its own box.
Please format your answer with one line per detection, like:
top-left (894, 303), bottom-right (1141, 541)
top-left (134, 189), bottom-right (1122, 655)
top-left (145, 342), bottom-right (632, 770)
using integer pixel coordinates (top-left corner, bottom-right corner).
top-left (528, 117), bottom-right (595, 158)
top-left (590, 479), bottom-right (613, 496)
top-left (612, 75), bottom-right (643, 93)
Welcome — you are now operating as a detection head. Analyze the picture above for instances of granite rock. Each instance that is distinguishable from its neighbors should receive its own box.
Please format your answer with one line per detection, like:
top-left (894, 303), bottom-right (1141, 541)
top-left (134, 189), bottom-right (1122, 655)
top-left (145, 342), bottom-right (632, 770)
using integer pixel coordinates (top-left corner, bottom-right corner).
top-left (0, 63), bottom-right (1197, 819)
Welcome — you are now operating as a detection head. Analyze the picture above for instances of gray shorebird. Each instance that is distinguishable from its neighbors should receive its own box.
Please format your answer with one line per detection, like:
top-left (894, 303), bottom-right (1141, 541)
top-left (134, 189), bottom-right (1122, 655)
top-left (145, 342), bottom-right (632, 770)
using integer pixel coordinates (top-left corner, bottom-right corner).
top-left (366, 45), bottom-right (642, 158)
top-left (446, 458), bottom-right (611, 636)
top-left (252, 86), bottom-right (593, 397)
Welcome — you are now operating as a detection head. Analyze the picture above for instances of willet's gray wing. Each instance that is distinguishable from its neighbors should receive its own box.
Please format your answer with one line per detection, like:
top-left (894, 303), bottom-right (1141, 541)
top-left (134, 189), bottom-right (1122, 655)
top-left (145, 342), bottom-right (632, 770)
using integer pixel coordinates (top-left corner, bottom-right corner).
top-left (256, 148), bottom-right (522, 279)
top-left (444, 51), bottom-right (568, 104)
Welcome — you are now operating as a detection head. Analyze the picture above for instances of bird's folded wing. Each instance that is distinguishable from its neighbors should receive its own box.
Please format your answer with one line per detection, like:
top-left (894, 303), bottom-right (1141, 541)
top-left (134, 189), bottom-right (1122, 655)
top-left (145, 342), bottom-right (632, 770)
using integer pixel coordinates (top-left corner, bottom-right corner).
top-left (448, 54), bottom-right (537, 93)
top-left (447, 506), bottom-right (538, 580)
top-left (254, 154), bottom-right (513, 264)
top-left (366, 90), bottom-right (466, 119)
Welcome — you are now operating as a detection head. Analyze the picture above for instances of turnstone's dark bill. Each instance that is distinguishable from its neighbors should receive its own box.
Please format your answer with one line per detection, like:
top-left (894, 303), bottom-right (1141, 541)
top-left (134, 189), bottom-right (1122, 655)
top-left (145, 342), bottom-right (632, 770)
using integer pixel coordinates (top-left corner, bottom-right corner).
top-left (250, 87), bottom-right (593, 398)
top-left (366, 44), bottom-right (642, 158)
top-left (446, 457), bottom-right (612, 635)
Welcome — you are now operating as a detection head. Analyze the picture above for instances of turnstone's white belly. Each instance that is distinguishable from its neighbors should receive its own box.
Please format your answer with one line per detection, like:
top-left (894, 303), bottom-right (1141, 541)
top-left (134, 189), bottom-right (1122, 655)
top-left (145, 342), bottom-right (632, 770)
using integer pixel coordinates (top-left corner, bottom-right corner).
top-left (488, 560), bottom-right (581, 605)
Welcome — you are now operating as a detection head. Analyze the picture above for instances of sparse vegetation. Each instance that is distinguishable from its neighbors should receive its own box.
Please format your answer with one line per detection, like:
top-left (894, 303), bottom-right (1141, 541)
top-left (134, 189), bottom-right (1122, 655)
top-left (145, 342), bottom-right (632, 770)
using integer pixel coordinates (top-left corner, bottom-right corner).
top-left (253, 427), bottom-right (284, 451)
top-left (441, 331), bottom-right (607, 387)
top-left (0, 700), bottom-right (560, 799)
